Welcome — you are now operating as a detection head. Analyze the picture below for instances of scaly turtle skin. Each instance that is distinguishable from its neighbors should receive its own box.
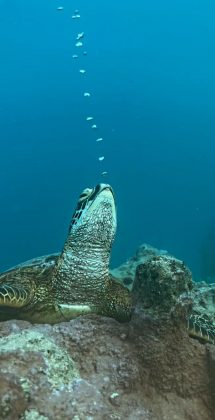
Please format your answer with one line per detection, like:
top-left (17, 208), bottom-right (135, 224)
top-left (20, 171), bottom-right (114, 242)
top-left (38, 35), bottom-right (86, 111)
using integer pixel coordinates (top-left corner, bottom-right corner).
top-left (0, 184), bottom-right (132, 323)
top-left (187, 314), bottom-right (215, 345)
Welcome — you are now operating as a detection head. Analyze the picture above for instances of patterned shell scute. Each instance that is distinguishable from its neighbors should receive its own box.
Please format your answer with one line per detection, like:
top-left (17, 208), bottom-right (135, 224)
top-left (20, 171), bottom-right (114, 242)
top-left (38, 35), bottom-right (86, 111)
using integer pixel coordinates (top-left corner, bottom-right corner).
top-left (3, 254), bottom-right (60, 273)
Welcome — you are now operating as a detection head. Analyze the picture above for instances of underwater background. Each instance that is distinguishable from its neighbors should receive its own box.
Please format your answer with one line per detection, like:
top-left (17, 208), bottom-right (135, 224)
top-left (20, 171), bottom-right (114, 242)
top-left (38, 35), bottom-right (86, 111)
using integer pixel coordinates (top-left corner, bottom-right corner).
top-left (0, 0), bottom-right (214, 280)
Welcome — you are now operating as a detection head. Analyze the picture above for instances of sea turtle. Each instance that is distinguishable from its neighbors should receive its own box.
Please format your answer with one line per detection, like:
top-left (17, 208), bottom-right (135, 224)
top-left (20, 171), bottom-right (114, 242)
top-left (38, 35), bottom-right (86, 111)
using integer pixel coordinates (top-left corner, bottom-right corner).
top-left (0, 183), bottom-right (214, 346)
top-left (0, 184), bottom-right (132, 323)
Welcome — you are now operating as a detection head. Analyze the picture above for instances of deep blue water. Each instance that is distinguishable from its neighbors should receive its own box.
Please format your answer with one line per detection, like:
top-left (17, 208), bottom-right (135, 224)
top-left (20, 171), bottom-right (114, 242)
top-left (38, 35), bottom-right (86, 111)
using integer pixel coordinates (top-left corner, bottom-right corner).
top-left (0, 0), bottom-right (215, 280)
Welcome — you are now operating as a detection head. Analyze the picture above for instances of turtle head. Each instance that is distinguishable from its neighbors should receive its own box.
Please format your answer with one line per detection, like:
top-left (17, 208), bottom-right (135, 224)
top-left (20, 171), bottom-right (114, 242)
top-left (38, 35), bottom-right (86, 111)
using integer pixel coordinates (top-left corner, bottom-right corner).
top-left (69, 184), bottom-right (117, 249)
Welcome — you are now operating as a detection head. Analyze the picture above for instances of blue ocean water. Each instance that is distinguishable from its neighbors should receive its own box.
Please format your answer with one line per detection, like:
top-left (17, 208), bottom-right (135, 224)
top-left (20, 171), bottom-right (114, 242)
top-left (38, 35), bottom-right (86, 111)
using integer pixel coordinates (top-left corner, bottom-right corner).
top-left (0, 0), bottom-right (215, 280)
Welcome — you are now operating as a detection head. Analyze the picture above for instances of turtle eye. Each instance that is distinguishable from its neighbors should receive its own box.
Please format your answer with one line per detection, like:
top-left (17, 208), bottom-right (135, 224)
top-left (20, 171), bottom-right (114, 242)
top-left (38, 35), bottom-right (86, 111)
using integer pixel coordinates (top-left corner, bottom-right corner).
top-left (79, 188), bottom-right (93, 202)
top-left (70, 188), bottom-right (93, 229)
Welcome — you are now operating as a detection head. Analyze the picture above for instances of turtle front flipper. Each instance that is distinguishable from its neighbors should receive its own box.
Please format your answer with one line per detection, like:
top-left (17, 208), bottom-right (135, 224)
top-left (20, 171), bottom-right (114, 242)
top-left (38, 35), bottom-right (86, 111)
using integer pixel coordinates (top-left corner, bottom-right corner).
top-left (0, 284), bottom-right (31, 308)
top-left (188, 314), bottom-right (215, 345)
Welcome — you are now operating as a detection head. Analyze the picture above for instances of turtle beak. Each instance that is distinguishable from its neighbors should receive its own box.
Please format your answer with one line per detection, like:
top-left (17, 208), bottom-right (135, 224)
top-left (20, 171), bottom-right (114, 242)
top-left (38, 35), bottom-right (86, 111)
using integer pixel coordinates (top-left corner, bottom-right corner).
top-left (89, 184), bottom-right (115, 203)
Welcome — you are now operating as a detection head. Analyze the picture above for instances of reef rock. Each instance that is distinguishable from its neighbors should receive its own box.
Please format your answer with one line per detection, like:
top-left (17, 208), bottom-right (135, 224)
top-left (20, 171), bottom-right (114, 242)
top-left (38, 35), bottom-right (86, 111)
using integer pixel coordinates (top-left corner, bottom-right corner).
top-left (0, 244), bottom-right (215, 420)
top-left (0, 315), bottom-right (214, 420)
top-left (133, 254), bottom-right (193, 315)
top-left (111, 244), bottom-right (172, 289)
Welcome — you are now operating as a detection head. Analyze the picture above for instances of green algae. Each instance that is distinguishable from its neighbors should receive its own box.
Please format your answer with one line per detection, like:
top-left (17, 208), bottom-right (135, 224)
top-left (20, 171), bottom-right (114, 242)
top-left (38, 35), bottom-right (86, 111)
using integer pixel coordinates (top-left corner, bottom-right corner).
top-left (0, 330), bottom-right (79, 387)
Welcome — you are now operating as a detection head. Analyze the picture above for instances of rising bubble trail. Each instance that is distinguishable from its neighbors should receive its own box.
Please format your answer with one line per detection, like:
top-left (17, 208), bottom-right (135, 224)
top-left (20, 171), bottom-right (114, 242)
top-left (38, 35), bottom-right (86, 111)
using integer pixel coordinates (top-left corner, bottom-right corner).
top-left (56, 4), bottom-right (108, 178)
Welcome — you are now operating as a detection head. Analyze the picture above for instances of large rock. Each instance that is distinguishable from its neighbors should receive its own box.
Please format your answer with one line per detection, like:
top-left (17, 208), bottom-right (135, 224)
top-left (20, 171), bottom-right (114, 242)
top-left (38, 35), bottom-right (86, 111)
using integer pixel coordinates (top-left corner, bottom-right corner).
top-left (0, 244), bottom-right (215, 420)
top-left (0, 314), bottom-right (214, 420)
top-left (111, 244), bottom-right (173, 289)
top-left (133, 255), bottom-right (193, 315)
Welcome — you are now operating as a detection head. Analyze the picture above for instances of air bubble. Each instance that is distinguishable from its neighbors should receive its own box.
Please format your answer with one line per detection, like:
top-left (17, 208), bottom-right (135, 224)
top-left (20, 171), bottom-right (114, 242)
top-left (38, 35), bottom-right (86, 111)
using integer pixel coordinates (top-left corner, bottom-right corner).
top-left (75, 41), bottom-right (83, 47)
top-left (76, 32), bottom-right (84, 40)
top-left (69, 6), bottom-right (108, 177)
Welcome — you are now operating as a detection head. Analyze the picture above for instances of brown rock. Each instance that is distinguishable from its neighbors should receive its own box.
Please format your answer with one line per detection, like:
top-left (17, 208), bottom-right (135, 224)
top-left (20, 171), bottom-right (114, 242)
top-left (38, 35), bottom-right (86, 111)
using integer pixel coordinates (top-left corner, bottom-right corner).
top-left (0, 374), bottom-right (27, 419)
top-left (0, 314), bottom-right (214, 420)
top-left (0, 244), bottom-right (214, 420)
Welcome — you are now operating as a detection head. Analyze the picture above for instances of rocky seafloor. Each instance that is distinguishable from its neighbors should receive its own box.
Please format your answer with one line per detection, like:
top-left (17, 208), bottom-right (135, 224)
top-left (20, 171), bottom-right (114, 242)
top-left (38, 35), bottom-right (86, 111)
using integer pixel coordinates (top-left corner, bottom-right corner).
top-left (0, 245), bottom-right (215, 420)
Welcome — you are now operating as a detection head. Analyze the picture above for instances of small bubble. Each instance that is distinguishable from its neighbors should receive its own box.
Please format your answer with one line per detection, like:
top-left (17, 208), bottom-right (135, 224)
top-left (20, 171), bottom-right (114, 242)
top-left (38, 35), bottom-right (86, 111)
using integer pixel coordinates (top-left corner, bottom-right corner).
top-left (75, 41), bottom-right (83, 47)
top-left (98, 156), bottom-right (104, 161)
top-left (91, 124), bottom-right (97, 129)
top-left (79, 69), bottom-right (86, 74)
top-left (96, 137), bottom-right (103, 142)
top-left (76, 32), bottom-right (84, 40)
top-left (57, 6), bottom-right (64, 11)
top-left (83, 92), bottom-right (91, 97)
